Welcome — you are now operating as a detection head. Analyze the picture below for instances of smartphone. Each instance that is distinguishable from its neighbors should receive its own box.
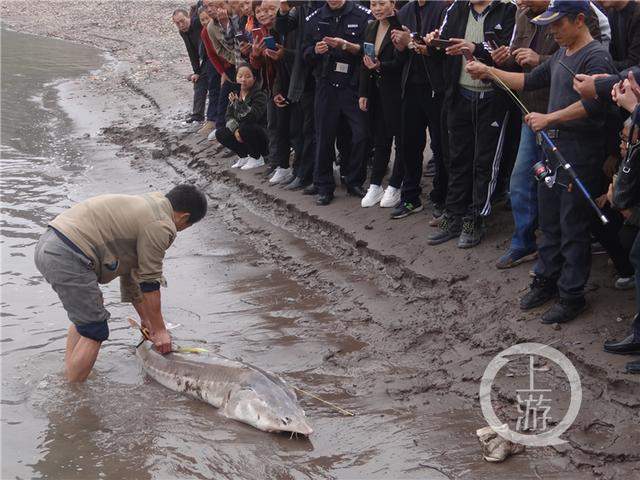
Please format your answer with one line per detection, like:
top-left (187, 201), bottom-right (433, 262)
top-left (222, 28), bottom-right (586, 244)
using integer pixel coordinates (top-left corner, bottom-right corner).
top-left (558, 60), bottom-right (577, 78)
top-left (411, 32), bottom-right (426, 46)
top-left (485, 31), bottom-right (499, 50)
top-left (318, 21), bottom-right (331, 38)
top-left (251, 28), bottom-right (263, 43)
top-left (461, 47), bottom-right (475, 62)
top-left (235, 31), bottom-right (249, 43)
top-left (263, 35), bottom-right (276, 50)
top-left (430, 38), bottom-right (453, 49)
top-left (363, 42), bottom-right (376, 60)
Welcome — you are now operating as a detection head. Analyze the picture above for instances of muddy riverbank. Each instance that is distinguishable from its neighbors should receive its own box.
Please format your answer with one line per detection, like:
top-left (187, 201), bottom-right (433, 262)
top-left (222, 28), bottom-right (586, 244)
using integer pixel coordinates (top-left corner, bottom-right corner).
top-left (2, 1), bottom-right (639, 478)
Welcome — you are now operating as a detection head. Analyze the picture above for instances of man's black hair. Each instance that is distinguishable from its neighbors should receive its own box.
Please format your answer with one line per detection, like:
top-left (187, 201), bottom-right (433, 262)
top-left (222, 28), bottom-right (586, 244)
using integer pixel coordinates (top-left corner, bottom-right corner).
top-left (166, 184), bottom-right (208, 224)
top-left (172, 8), bottom-right (189, 18)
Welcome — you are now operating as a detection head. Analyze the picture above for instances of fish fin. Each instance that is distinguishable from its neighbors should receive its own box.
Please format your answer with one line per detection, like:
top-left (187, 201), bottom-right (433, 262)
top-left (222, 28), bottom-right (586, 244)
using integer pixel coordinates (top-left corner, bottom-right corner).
top-left (174, 347), bottom-right (209, 354)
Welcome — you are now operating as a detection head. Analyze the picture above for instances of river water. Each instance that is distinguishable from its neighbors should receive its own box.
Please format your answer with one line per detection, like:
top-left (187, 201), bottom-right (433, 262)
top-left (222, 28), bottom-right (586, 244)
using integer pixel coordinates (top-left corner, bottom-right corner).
top-left (0, 27), bottom-right (451, 480)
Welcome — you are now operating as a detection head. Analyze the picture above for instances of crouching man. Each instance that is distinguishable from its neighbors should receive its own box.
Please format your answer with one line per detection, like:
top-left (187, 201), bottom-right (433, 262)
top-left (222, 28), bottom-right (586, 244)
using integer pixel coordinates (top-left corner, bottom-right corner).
top-left (34, 184), bottom-right (207, 382)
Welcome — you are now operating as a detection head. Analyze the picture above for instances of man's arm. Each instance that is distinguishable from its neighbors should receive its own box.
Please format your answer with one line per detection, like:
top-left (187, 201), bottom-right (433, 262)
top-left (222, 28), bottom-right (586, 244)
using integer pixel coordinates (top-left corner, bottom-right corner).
top-left (465, 61), bottom-right (526, 90)
top-left (135, 290), bottom-right (171, 354)
top-left (525, 101), bottom-right (588, 132)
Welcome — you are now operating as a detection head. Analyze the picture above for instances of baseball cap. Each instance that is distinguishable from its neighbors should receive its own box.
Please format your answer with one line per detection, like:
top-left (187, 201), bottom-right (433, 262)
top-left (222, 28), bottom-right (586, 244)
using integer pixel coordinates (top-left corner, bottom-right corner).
top-left (531, 0), bottom-right (591, 26)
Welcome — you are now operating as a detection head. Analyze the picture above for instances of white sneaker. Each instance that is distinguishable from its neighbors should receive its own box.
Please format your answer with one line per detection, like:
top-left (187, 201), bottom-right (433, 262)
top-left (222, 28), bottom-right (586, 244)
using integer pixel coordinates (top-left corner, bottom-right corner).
top-left (361, 184), bottom-right (384, 207)
top-left (231, 156), bottom-right (249, 168)
top-left (241, 156), bottom-right (265, 170)
top-left (208, 129), bottom-right (217, 141)
top-left (380, 186), bottom-right (401, 208)
top-left (269, 167), bottom-right (291, 184)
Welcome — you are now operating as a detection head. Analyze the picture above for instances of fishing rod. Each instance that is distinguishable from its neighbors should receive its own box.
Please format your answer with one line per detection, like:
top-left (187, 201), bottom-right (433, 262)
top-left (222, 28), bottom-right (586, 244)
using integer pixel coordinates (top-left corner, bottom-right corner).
top-left (486, 68), bottom-right (609, 225)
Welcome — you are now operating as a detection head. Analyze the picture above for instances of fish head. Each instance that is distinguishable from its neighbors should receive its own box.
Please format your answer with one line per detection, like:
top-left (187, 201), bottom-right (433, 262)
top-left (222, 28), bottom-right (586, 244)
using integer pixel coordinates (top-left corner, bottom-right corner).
top-left (225, 384), bottom-right (313, 436)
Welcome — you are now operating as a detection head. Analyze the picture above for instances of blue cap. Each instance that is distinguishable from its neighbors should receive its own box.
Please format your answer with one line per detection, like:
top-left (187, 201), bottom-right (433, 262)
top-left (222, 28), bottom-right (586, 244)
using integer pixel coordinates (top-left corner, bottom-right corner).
top-left (531, 0), bottom-right (591, 26)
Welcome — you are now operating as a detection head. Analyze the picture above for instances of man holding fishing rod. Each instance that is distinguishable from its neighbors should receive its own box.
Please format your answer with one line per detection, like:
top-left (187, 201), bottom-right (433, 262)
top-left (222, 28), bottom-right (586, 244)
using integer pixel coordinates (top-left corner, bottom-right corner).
top-left (463, 0), bottom-right (614, 325)
top-left (34, 184), bottom-right (208, 382)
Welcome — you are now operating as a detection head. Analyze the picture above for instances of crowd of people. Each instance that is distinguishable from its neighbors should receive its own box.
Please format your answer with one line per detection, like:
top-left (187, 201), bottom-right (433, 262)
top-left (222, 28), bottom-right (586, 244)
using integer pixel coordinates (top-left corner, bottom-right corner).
top-left (172, 0), bottom-right (640, 374)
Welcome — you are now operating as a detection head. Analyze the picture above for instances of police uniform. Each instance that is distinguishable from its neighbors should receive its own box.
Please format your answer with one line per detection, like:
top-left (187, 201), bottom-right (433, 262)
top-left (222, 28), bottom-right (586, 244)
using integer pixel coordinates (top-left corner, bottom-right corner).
top-left (303, 1), bottom-right (371, 197)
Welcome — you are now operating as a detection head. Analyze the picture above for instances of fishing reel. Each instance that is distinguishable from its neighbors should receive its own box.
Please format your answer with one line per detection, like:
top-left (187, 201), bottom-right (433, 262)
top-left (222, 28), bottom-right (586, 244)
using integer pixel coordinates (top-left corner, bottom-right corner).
top-left (532, 160), bottom-right (557, 188)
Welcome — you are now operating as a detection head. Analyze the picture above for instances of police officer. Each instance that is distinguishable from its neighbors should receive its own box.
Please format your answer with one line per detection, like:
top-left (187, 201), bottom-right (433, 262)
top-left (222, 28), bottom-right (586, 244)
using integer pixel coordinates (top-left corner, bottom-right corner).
top-left (303, 0), bottom-right (371, 206)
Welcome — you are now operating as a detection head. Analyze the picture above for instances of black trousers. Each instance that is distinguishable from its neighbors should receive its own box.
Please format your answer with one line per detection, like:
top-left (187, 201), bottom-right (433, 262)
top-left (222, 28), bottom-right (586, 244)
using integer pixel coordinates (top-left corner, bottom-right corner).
top-left (370, 89), bottom-right (403, 188)
top-left (534, 138), bottom-right (603, 300)
top-left (314, 81), bottom-right (367, 195)
top-left (431, 101), bottom-right (448, 206)
top-left (274, 102), bottom-right (298, 169)
top-left (400, 83), bottom-right (444, 205)
top-left (193, 69), bottom-right (209, 118)
top-left (291, 90), bottom-right (316, 183)
top-left (445, 90), bottom-right (508, 219)
top-left (215, 124), bottom-right (268, 159)
top-left (591, 204), bottom-right (634, 277)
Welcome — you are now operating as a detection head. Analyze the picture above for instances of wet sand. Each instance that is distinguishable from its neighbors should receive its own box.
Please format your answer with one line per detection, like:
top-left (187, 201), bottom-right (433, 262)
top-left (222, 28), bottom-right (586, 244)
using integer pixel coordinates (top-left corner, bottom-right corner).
top-left (1, 1), bottom-right (639, 479)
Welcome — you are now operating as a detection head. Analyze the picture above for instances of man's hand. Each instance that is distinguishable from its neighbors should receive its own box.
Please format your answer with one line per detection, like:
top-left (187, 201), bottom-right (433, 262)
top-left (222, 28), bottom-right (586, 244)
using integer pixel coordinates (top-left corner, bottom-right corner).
top-left (525, 112), bottom-right (552, 132)
top-left (189, 74), bottom-right (200, 83)
top-left (573, 73), bottom-right (598, 100)
top-left (234, 129), bottom-right (243, 143)
top-left (359, 97), bottom-right (368, 112)
top-left (513, 48), bottom-right (540, 68)
top-left (613, 78), bottom-right (640, 113)
top-left (491, 45), bottom-right (511, 66)
top-left (595, 194), bottom-right (608, 209)
top-left (151, 328), bottom-right (172, 354)
top-left (323, 36), bottom-right (343, 49)
top-left (315, 41), bottom-right (329, 55)
top-left (273, 93), bottom-right (288, 108)
top-left (465, 60), bottom-right (491, 80)
top-left (414, 43), bottom-right (429, 56)
top-left (391, 26), bottom-right (411, 52)
top-left (363, 55), bottom-right (380, 71)
top-left (265, 44), bottom-right (285, 61)
top-left (445, 38), bottom-right (475, 56)
top-left (424, 28), bottom-right (440, 46)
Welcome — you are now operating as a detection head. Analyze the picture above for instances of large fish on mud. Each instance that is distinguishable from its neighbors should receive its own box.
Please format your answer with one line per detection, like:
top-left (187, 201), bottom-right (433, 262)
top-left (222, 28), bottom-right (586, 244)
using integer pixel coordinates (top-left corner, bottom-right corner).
top-left (130, 321), bottom-right (313, 436)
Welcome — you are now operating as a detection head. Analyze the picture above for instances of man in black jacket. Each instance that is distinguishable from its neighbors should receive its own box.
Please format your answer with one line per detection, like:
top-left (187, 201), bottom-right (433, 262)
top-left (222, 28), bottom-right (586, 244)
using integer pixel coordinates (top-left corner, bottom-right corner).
top-left (275, 1), bottom-right (323, 190)
top-left (390, 0), bottom-right (449, 219)
top-left (426, 0), bottom-right (516, 248)
top-left (598, 0), bottom-right (640, 71)
top-left (172, 8), bottom-right (208, 123)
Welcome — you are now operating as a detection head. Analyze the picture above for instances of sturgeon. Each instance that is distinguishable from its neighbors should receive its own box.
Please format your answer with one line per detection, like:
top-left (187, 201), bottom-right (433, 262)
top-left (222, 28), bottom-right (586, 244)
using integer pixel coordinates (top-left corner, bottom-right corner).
top-left (132, 327), bottom-right (313, 436)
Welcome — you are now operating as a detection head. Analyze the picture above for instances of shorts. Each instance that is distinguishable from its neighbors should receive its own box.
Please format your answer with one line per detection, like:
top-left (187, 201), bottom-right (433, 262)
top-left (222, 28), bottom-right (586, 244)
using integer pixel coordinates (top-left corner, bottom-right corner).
top-left (34, 228), bottom-right (110, 342)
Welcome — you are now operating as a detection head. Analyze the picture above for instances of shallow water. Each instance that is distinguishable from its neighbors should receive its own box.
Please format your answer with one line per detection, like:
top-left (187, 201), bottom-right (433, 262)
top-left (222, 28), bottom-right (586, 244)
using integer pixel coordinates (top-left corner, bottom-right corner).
top-left (0, 25), bottom-right (583, 480)
top-left (0, 27), bottom-right (440, 480)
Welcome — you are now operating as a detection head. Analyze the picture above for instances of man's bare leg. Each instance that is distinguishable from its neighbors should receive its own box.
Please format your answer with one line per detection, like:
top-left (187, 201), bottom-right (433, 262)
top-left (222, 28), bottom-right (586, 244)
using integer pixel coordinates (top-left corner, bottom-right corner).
top-left (65, 324), bottom-right (101, 382)
top-left (65, 324), bottom-right (81, 365)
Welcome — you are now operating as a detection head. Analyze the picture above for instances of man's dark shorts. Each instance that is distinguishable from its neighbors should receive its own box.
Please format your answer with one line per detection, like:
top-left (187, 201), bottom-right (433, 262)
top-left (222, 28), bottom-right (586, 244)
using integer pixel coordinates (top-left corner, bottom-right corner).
top-left (34, 229), bottom-right (110, 342)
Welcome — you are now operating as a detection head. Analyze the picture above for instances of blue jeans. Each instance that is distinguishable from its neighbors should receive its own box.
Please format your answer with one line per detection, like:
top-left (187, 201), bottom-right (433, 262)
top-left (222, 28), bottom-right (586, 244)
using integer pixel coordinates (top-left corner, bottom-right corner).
top-left (508, 124), bottom-right (541, 253)
top-left (630, 231), bottom-right (640, 340)
top-left (205, 62), bottom-right (220, 123)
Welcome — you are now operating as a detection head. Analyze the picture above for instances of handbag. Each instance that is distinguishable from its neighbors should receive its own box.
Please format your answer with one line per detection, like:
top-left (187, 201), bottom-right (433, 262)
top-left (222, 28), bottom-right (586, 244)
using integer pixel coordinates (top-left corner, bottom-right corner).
top-left (613, 106), bottom-right (640, 209)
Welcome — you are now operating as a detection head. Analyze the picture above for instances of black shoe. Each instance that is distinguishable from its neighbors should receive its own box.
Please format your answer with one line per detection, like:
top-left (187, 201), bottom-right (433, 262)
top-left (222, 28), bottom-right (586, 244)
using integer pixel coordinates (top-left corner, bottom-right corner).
top-left (457, 217), bottom-right (484, 249)
top-left (303, 185), bottom-right (319, 195)
top-left (316, 193), bottom-right (333, 206)
top-left (347, 185), bottom-right (366, 198)
top-left (186, 114), bottom-right (204, 123)
top-left (391, 201), bottom-right (423, 219)
top-left (625, 359), bottom-right (640, 374)
top-left (604, 335), bottom-right (640, 355)
top-left (541, 298), bottom-right (587, 324)
top-left (427, 215), bottom-right (462, 246)
top-left (283, 177), bottom-right (304, 191)
top-left (520, 277), bottom-right (558, 310)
